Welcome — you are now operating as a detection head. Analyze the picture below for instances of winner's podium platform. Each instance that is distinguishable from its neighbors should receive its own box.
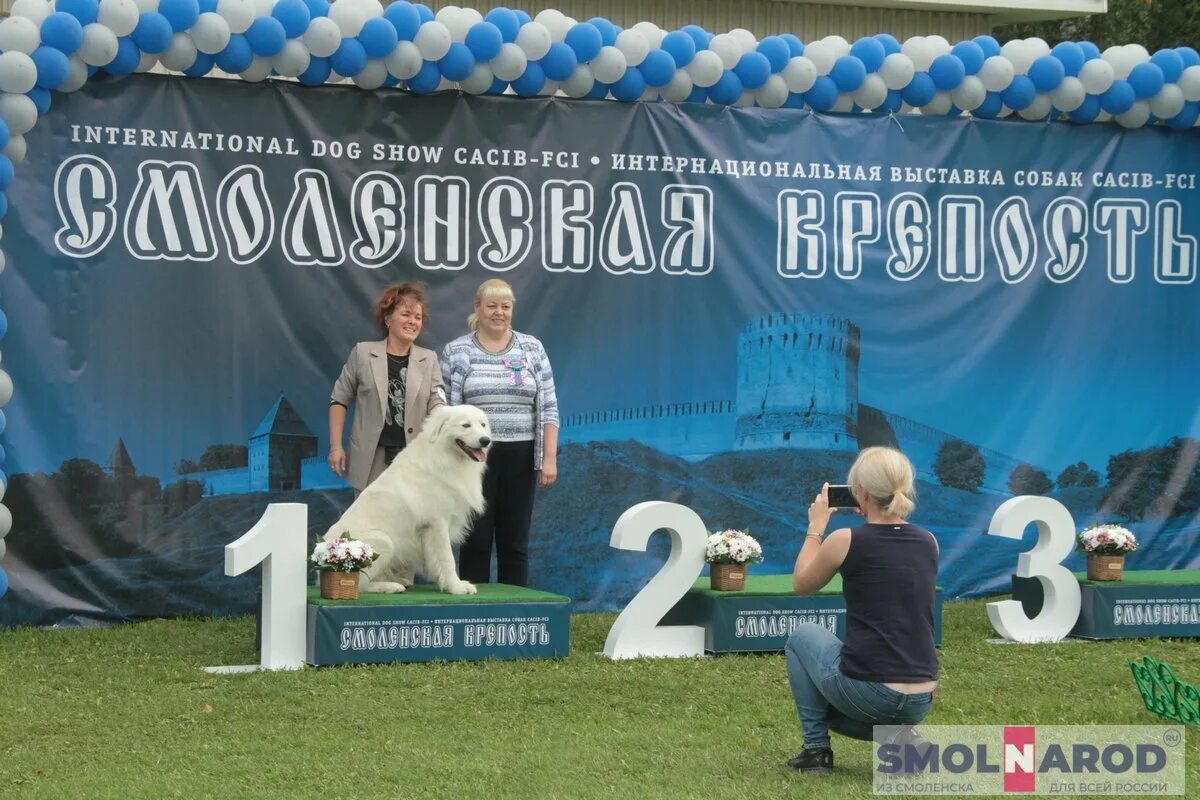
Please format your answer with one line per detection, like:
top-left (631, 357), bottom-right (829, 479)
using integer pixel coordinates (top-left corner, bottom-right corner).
top-left (1013, 569), bottom-right (1200, 640)
top-left (663, 574), bottom-right (944, 654)
top-left (306, 584), bottom-right (571, 666)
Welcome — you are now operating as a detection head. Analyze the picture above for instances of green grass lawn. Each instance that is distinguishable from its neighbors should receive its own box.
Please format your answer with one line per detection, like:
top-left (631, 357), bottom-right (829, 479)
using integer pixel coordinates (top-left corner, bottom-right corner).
top-left (1, 599), bottom-right (1197, 799)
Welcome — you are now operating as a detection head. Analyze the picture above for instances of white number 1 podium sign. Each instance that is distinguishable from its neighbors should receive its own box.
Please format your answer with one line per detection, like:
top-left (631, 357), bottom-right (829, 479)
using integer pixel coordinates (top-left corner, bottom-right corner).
top-left (204, 503), bottom-right (309, 674)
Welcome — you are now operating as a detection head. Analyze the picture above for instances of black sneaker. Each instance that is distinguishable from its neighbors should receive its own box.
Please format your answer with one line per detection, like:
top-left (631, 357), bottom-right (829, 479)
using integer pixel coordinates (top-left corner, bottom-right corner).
top-left (787, 746), bottom-right (834, 774)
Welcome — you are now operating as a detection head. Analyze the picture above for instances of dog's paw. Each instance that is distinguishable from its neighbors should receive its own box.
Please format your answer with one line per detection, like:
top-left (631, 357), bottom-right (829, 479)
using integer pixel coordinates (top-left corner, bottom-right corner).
top-left (366, 581), bottom-right (406, 594)
top-left (447, 580), bottom-right (477, 596)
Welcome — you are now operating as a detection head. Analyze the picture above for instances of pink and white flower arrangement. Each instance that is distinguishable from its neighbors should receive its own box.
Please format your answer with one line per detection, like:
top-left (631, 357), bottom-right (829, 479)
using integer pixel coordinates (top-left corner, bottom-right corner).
top-left (1078, 524), bottom-right (1138, 556)
top-left (311, 537), bottom-right (380, 572)
top-left (705, 529), bottom-right (764, 565)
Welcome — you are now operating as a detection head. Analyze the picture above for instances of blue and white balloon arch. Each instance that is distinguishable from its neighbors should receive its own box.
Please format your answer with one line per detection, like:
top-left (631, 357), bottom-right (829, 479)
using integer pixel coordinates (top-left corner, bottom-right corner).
top-left (0, 0), bottom-right (1198, 596)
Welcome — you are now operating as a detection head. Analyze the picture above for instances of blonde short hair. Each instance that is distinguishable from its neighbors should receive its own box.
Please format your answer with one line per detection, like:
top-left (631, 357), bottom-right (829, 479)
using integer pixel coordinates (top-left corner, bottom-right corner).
top-left (467, 279), bottom-right (516, 331)
top-left (848, 447), bottom-right (917, 519)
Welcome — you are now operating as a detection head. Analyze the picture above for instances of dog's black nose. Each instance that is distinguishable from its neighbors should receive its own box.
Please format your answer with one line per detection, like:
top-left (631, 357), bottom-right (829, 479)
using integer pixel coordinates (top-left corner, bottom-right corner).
top-left (479, 436), bottom-right (492, 447)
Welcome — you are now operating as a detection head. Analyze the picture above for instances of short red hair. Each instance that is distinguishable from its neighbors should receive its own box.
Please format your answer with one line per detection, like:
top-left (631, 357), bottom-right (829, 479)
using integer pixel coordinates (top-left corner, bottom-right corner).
top-left (373, 282), bottom-right (428, 335)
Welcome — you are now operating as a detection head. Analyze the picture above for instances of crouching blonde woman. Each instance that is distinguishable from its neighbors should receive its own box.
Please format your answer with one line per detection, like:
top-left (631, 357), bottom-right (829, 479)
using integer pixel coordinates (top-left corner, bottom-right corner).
top-left (784, 447), bottom-right (939, 774)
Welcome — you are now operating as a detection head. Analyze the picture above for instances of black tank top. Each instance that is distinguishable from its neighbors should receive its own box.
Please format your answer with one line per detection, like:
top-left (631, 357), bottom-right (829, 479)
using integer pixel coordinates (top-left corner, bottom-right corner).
top-left (838, 522), bottom-right (940, 682)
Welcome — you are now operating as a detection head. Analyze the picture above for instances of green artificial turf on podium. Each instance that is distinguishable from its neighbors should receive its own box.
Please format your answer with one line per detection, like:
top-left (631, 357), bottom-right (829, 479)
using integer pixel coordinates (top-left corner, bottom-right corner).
top-left (307, 583), bottom-right (570, 606)
top-left (1075, 568), bottom-right (1200, 587)
top-left (689, 573), bottom-right (843, 596)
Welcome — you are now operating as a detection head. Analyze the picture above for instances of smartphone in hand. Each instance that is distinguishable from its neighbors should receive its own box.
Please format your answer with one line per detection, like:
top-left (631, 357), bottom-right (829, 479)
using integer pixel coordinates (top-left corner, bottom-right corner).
top-left (826, 484), bottom-right (859, 509)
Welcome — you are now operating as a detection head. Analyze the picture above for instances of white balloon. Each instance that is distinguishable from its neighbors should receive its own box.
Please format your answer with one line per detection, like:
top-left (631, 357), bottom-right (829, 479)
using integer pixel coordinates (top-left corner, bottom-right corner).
top-left (59, 55), bottom-right (89, 92)
top-left (253, 0), bottom-right (276, 16)
top-left (1050, 76), bottom-right (1085, 112)
top-left (1116, 99), bottom-right (1151, 128)
top-left (515, 22), bottom-right (551, 61)
top-left (134, 0), bottom-right (159, 12)
top-left (832, 93), bottom-right (854, 112)
top-left (979, 55), bottom-right (1015, 92)
top-left (216, 0), bottom-right (254, 34)
top-left (707, 34), bottom-right (741, 70)
top-left (1180, 65), bottom-right (1200, 102)
top-left (687, 50), bottom-right (723, 88)
top-left (539, 79), bottom-right (558, 96)
top-left (755, 74), bottom-right (788, 107)
top-left (303, 17), bottom-right (341, 58)
top-left (1125, 43), bottom-right (1150, 63)
top-left (434, 6), bottom-right (464, 41)
top-left (0, 504), bottom-right (10, 538)
top-left (98, 0), bottom-right (140, 37)
top-left (136, 52), bottom-right (158, 72)
top-left (1102, 45), bottom-right (1135, 80)
top-left (615, 29), bottom-right (648, 68)
top-left (1008, 42), bottom-right (1037, 76)
top-left (803, 40), bottom-right (836, 76)
top-left (273, 38), bottom-right (310, 76)
top-left (822, 35), bottom-right (850, 58)
top-left (660, 68), bottom-right (692, 103)
top-left (0, 370), bottom-right (11, 406)
top-left (560, 64), bottom-right (594, 98)
top-left (852, 73), bottom-right (887, 109)
top-left (385, 40), bottom-right (422, 79)
top-left (1026, 37), bottom-right (1050, 57)
top-left (0, 52), bottom-right (38, 94)
top-left (490, 42), bottom-right (527, 82)
top-left (631, 21), bottom-right (664, 50)
top-left (10, 0), bottom-right (52, 26)
top-left (3, 134), bottom-right (26, 165)
top-left (79, 23), bottom-right (119, 66)
top-left (920, 91), bottom-right (953, 115)
top-left (927, 35), bottom-right (951, 55)
top-left (328, 0), bottom-right (378, 38)
top-left (461, 62), bottom-right (493, 94)
top-left (590, 45), bottom-right (627, 84)
top-left (190, 13), bottom-right (232, 56)
top-left (414, 21), bottom-right (451, 62)
top-left (160, 32), bottom-right (198, 71)
top-left (353, 58), bottom-right (388, 89)
top-left (241, 55), bottom-right (273, 82)
top-left (949, 74), bottom-right (985, 111)
top-left (1078, 58), bottom-right (1114, 95)
top-left (533, 9), bottom-right (567, 43)
top-left (1017, 94), bottom-right (1053, 120)
top-left (781, 56), bottom-right (817, 94)
top-left (878, 52), bottom-right (914, 91)
top-left (640, 87), bottom-right (659, 102)
top-left (0, 17), bottom-right (40, 55)
top-left (902, 36), bottom-right (935, 72)
top-left (729, 28), bottom-right (758, 54)
top-left (1149, 84), bottom-right (1185, 120)
top-left (459, 7), bottom-right (481, 27)
top-left (0, 94), bottom-right (36, 136)
top-left (735, 89), bottom-right (754, 107)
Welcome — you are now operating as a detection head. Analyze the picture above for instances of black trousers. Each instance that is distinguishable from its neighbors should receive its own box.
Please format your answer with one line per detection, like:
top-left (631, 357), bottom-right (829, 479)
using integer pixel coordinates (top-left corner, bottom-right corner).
top-left (459, 440), bottom-right (537, 587)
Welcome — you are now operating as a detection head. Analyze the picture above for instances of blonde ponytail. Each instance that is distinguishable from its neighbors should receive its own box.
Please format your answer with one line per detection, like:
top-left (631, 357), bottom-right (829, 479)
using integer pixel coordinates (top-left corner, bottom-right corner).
top-left (468, 278), bottom-right (516, 332)
top-left (848, 446), bottom-right (917, 520)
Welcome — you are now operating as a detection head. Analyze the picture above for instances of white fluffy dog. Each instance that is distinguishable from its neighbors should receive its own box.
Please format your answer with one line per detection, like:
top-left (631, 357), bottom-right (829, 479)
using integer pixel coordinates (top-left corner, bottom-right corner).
top-left (323, 404), bottom-right (491, 595)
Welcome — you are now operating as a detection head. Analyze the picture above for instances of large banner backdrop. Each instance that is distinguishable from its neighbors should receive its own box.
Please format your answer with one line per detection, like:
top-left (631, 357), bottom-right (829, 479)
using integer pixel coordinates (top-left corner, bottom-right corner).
top-left (3, 74), bottom-right (1198, 626)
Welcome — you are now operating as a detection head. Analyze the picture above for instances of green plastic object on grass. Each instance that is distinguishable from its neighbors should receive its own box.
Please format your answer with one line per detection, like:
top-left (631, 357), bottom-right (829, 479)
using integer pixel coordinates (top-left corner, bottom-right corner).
top-left (1130, 656), bottom-right (1200, 727)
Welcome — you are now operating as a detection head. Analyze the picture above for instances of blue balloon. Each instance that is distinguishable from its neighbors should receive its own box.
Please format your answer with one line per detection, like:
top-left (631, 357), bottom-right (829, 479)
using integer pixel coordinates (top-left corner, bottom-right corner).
top-left (41, 12), bottom-right (85, 55)
top-left (638, 48), bottom-right (675, 87)
top-left (1128, 62), bottom-right (1164, 99)
top-left (951, 41), bottom-right (985, 75)
top-left (849, 37), bottom-right (885, 73)
top-left (482, 8), bottom-right (519, 43)
top-left (246, 16), bottom-right (286, 57)
top-left (780, 34), bottom-right (805, 58)
top-left (407, 59), bottom-right (441, 93)
top-left (610, 66), bottom-right (645, 101)
top-left (1150, 49), bottom-right (1184, 83)
top-left (358, 18), bottom-right (397, 58)
top-left (680, 24), bottom-right (708, 51)
top-left (0, 309), bottom-right (8, 340)
top-left (734, 52), bottom-right (771, 89)
top-left (183, 52), bottom-right (214, 77)
top-left (271, 0), bottom-right (310, 39)
top-left (1051, 42), bottom-right (1085, 76)
top-left (972, 35), bottom-right (1001, 59)
top-left (829, 55), bottom-right (866, 92)
top-left (1028, 55), bottom-right (1064, 92)
top-left (0, 193), bottom-right (8, 219)
top-left (901, 72), bottom-right (936, 107)
top-left (133, 12), bottom-right (173, 53)
top-left (511, 9), bottom-right (529, 26)
top-left (32, 46), bottom-right (71, 89)
top-left (1166, 101), bottom-right (1200, 129)
top-left (465, 22), bottom-right (502, 61)
top-left (26, 87), bottom-right (51, 115)
top-left (511, 61), bottom-right (545, 96)
top-left (438, 42), bottom-right (474, 81)
top-left (330, 38), bottom-right (368, 77)
top-left (105, 37), bottom-right (141, 75)
top-left (873, 33), bottom-right (900, 57)
top-left (929, 54), bottom-right (965, 90)
top-left (0, 567), bottom-right (8, 601)
top-left (805, 75), bottom-right (839, 111)
top-left (974, 91), bottom-right (1003, 118)
top-left (384, 74), bottom-right (401, 87)
top-left (585, 80), bottom-right (610, 100)
top-left (198, 0), bottom-right (217, 14)
top-left (587, 17), bottom-right (617, 47)
top-left (565, 23), bottom-right (603, 63)
top-left (709, 69), bottom-right (743, 105)
top-left (0, 410), bottom-right (8, 436)
top-left (386, 1), bottom-right (422, 40)
top-left (486, 77), bottom-right (507, 95)
top-left (0, 443), bottom-right (7, 466)
top-left (56, 0), bottom-right (99, 25)
top-left (540, 42), bottom-right (577, 82)
top-left (1067, 94), bottom-right (1101, 123)
top-left (216, 34), bottom-right (254, 73)
top-left (881, 88), bottom-right (903, 112)
top-left (661, 31), bottom-right (696, 68)
top-left (1001, 75), bottom-right (1036, 110)
top-left (297, 55), bottom-right (330, 84)
top-left (0, 156), bottom-right (13, 191)
top-left (757, 36), bottom-right (791, 73)
top-left (1100, 80), bottom-right (1136, 115)
top-left (1176, 47), bottom-right (1200, 69)
top-left (783, 91), bottom-right (805, 108)
top-left (1078, 41), bottom-right (1101, 61)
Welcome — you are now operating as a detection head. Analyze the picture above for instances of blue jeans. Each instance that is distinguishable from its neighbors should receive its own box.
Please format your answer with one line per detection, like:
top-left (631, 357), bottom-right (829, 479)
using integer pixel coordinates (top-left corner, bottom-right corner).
top-left (785, 623), bottom-right (934, 750)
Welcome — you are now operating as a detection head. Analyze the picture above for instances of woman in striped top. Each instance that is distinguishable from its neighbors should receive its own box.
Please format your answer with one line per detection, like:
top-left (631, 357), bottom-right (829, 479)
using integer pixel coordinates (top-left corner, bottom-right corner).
top-left (441, 279), bottom-right (559, 587)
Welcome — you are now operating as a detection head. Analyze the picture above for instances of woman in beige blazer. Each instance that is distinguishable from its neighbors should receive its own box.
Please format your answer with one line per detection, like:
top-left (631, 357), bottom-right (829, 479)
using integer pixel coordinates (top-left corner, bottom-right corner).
top-left (328, 282), bottom-right (445, 491)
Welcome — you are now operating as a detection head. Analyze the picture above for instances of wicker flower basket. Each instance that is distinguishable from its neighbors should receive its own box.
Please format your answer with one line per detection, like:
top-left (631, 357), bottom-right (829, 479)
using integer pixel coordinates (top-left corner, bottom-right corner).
top-left (711, 563), bottom-right (747, 591)
top-left (319, 570), bottom-right (361, 600)
top-left (1086, 554), bottom-right (1125, 582)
